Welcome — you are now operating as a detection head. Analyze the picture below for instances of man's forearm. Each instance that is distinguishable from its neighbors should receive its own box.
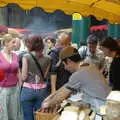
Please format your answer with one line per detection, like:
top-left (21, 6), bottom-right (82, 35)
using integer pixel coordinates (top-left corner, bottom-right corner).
top-left (44, 87), bottom-right (71, 107)
top-left (52, 87), bottom-right (71, 105)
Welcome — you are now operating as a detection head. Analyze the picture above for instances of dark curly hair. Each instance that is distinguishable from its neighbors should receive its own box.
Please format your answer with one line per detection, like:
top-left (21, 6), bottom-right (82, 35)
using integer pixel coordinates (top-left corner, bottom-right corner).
top-left (100, 37), bottom-right (120, 52)
top-left (26, 34), bottom-right (44, 51)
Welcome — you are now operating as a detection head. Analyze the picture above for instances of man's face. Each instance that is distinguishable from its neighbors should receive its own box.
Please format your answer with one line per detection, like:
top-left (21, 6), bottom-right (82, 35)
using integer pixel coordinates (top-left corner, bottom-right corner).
top-left (47, 39), bottom-right (53, 49)
top-left (88, 43), bottom-right (97, 54)
top-left (62, 59), bottom-right (75, 73)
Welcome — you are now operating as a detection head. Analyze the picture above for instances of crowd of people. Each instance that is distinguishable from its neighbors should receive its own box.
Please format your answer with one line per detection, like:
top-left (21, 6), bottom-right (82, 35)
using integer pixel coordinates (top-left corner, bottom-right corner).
top-left (0, 24), bottom-right (120, 120)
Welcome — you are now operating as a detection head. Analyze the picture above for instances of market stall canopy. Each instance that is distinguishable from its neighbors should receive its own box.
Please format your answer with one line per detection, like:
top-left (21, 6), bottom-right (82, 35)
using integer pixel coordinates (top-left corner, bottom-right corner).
top-left (0, 0), bottom-right (120, 23)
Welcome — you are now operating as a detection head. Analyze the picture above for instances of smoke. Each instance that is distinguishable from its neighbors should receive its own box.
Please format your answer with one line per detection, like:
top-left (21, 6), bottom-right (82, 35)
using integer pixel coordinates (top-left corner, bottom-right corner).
top-left (25, 8), bottom-right (72, 36)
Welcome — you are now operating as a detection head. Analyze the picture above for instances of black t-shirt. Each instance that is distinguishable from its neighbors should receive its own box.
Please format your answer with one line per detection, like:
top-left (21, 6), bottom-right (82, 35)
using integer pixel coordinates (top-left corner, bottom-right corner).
top-left (48, 47), bottom-right (71, 89)
top-left (109, 54), bottom-right (120, 90)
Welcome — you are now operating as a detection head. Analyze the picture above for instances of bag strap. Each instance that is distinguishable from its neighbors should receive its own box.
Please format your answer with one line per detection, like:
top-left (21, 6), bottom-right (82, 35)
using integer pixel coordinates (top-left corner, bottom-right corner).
top-left (30, 53), bottom-right (45, 81)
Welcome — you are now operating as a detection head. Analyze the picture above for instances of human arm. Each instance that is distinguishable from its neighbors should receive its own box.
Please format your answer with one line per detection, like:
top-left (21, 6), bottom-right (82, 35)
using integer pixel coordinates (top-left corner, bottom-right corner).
top-left (42, 87), bottom-right (71, 109)
top-left (42, 72), bottom-right (82, 109)
top-left (44, 63), bottom-right (51, 79)
top-left (17, 69), bottom-right (23, 86)
top-left (21, 56), bottom-right (28, 82)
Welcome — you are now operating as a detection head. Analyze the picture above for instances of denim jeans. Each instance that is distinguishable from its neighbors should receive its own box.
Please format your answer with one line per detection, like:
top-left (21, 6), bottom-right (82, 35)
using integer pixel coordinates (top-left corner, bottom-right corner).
top-left (20, 87), bottom-right (49, 120)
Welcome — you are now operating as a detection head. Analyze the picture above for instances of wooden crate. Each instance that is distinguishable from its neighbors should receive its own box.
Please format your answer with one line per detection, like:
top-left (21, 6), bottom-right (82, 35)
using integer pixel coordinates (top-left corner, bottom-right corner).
top-left (35, 112), bottom-right (56, 120)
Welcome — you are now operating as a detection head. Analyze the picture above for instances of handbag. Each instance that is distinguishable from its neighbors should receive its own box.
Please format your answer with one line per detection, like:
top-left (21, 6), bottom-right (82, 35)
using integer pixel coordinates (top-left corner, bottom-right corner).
top-left (30, 53), bottom-right (45, 81)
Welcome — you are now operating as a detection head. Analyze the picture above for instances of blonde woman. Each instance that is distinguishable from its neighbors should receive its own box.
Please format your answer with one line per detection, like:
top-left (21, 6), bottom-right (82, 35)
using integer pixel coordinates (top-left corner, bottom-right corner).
top-left (0, 34), bottom-right (23, 120)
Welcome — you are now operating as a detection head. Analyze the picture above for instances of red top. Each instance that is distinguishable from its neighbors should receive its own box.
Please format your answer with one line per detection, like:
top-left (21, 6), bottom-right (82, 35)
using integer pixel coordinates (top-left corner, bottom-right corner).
top-left (0, 52), bottom-right (19, 87)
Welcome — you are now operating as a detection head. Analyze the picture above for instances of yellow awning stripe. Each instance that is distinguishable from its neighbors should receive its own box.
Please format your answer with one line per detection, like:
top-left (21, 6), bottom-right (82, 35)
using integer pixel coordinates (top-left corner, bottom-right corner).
top-left (0, 0), bottom-right (120, 23)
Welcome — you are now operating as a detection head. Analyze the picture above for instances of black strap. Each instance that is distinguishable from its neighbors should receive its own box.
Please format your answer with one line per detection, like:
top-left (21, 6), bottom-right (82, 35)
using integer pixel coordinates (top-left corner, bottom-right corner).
top-left (30, 53), bottom-right (45, 81)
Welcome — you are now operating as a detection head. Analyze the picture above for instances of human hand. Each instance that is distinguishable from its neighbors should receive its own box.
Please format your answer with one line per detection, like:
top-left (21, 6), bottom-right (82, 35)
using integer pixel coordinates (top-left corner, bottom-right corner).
top-left (41, 101), bottom-right (58, 113)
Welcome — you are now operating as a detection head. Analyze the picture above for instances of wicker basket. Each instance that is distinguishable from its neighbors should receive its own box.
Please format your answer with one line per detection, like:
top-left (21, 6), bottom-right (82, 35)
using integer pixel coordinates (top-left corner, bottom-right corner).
top-left (35, 112), bottom-right (56, 120)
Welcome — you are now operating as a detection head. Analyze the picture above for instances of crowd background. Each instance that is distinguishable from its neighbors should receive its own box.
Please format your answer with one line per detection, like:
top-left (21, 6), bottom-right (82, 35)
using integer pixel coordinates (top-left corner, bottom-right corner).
top-left (0, 24), bottom-right (119, 120)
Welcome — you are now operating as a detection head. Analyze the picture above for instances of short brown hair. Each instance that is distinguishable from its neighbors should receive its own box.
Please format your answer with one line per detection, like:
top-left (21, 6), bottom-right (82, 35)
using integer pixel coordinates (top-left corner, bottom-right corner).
top-left (26, 34), bottom-right (44, 51)
top-left (100, 37), bottom-right (119, 52)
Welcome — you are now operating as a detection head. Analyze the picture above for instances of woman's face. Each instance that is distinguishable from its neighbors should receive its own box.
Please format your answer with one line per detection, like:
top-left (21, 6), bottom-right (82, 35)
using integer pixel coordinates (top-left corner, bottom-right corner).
top-left (100, 46), bottom-right (111, 57)
top-left (4, 38), bottom-right (17, 51)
